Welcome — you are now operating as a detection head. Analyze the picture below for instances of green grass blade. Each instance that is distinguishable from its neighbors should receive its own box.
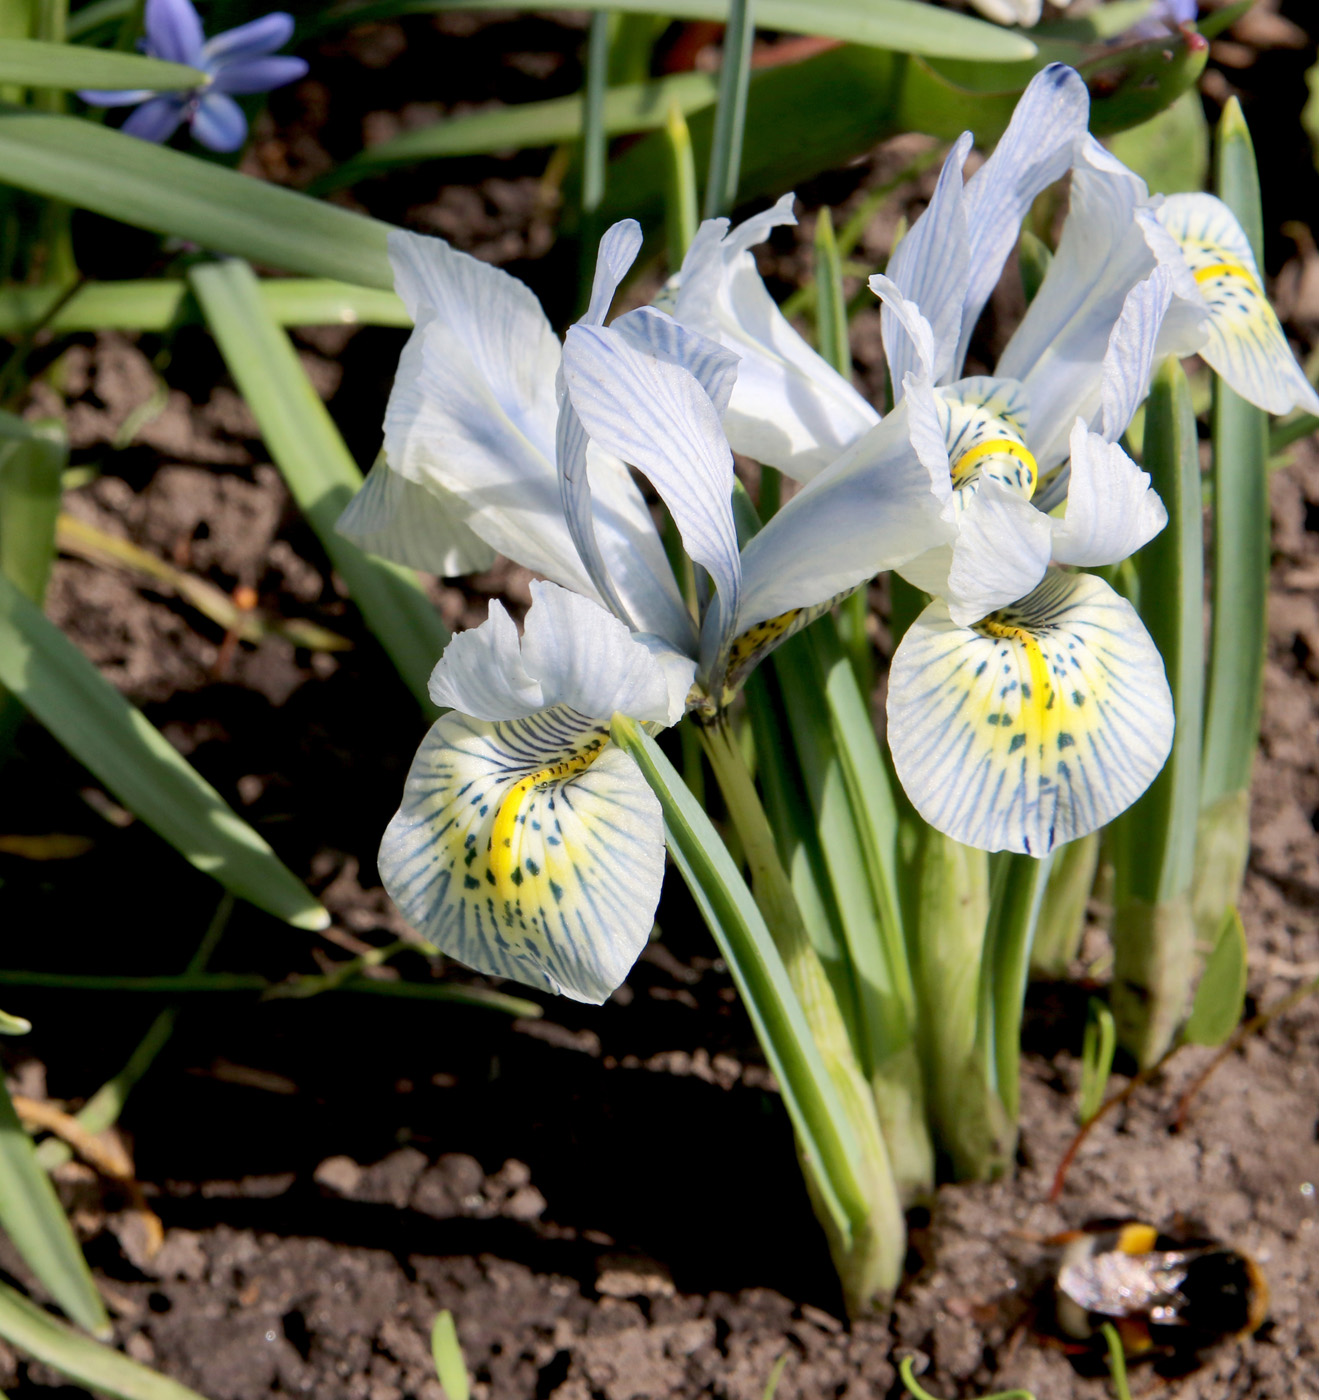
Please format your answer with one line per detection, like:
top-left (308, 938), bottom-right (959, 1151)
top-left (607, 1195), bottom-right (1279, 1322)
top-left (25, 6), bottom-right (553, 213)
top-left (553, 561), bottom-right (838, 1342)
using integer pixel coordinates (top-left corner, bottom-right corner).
top-left (0, 111), bottom-right (393, 286)
top-left (430, 1311), bottom-right (470, 1400)
top-left (0, 418), bottom-right (63, 604)
top-left (1078, 996), bottom-right (1116, 1123)
top-left (0, 278), bottom-right (409, 334)
top-left (315, 0), bottom-right (1037, 61)
top-left (1201, 97), bottom-right (1268, 806)
top-left (580, 10), bottom-right (610, 219)
top-left (662, 98), bottom-right (698, 269)
top-left (0, 571), bottom-right (328, 929)
top-left (813, 206), bottom-right (850, 377)
top-left (65, 0), bottom-right (134, 40)
top-left (1182, 907), bottom-right (1247, 1047)
top-left (316, 71), bottom-right (718, 192)
top-left (609, 715), bottom-right (866, 1243)
top-left (0, 1079), bottom-right (110, 1336)
top-left (187, 258), bottom-right (449, 712)
top-left (0, 36), bottom-right (200, 88)
top-left (986, 850), bottom-right (1051, 1124)
top-left (0, 1278), bottom-right (206, 1398)
top-left (702, 0), bottom-right (754, 220)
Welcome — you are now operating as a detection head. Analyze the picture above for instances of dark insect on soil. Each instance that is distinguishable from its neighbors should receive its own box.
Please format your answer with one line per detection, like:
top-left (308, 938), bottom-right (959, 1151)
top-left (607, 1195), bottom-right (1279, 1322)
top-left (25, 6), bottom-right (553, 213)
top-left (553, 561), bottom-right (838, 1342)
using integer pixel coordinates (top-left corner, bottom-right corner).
top-left (1050, 1220), bottom-right (1269, 1374)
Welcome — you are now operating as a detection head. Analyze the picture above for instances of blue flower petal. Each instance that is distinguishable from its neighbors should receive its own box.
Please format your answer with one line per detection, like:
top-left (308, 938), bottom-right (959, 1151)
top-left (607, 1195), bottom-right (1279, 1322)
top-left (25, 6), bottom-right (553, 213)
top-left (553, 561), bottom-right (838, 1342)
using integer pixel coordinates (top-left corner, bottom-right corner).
top-left (143, 0), bottom-right (204, 64)
top-left (120, 93), bottom-right (188, 144)
top-left (210, 54), bottom-right (307, 95)
top-left (78, 88), bottom-right (156, 107)
top-left (202, 11), bottom-right (295, 64)
top-left (190, 90), bottom-right (248, 152)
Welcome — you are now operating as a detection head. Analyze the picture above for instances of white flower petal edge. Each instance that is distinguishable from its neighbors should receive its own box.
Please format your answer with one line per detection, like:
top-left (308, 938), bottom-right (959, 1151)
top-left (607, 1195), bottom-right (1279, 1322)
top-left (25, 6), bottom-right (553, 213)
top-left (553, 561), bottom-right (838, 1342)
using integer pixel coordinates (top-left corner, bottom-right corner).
top-left (336, 455), bottom-right (495, 577)
top-left (1049, 421), bottom-right (1167, 567)
top-left (1157, 192), bottom-right (1319, 416)
top-left (673, 193), bottom-right (879, 480)
top-left (382, 582), bottom-right (693, 1004)
top-left (888, 570), bottom-right (1174, 856)
top-left (943, 482), bottom-right (1054, 626)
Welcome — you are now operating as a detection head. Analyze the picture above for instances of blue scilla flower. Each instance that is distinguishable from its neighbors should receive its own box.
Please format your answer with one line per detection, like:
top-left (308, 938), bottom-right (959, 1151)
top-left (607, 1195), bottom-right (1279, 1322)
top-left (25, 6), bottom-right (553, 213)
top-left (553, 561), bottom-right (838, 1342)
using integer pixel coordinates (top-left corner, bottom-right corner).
top-left (78, 0), bottom-right (308, 153)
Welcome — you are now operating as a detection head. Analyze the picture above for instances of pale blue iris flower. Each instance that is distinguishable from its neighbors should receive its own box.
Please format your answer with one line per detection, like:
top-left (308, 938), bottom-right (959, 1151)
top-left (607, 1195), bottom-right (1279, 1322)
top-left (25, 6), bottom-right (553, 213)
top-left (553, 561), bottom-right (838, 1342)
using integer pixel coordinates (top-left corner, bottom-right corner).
top-left (79, 0), bottom-right (307, 153)
top-left (670, 61), bottom-right (1314, 856)
top-left (338, 220), bottom-right (947, 1000)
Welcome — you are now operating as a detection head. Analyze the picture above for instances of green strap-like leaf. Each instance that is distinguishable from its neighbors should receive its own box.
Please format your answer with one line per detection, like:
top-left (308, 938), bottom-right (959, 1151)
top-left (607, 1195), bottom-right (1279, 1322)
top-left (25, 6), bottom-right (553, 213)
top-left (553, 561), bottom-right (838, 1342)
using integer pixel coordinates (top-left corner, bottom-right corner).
top-left (0, 1278), bottom-right (206, 1398)
top-left (1182, 907), bottom-right (1248, 1046)
top-left (315, 0), bottom-right (1038, 62)
top-left (0, 279), bottom-right (409, 335)
top-left (188, 258), bottom-right (449, 712)
top-left (0, 37), bottom-right (201, 90)
top-left (0, 1078), bottom-right (110, 1337)
top-left (430, 1311), bottom-right (470, 1400)
top-left (0, 571), bottom-right (329, 929)
top-left (702, 0), bottom-right (754, 220)
top-left (0, 111), bottom-right (393, 286)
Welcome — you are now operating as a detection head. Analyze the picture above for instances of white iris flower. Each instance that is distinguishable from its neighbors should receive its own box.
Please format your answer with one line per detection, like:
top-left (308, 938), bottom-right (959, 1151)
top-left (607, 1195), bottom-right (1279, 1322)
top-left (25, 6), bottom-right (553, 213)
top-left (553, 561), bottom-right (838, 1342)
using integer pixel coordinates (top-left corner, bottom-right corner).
top-left (341, 220), bottom-right (947, 998)
top-left (671, 62), bottom-right (1315, 856)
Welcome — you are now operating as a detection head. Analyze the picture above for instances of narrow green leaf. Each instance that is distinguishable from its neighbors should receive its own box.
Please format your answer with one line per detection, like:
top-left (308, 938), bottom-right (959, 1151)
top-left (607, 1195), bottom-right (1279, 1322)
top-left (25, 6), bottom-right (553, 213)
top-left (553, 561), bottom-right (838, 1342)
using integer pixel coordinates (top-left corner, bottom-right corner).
top-left (0, 278), bottom-right (409, 334)
top-left (1194, 0), bottom-right (1256, 41)
top-left (1105, 89), bottom-right (1208, 196)
top-left (0, 1078), bottom-right (110, 1336)
top-left (702, 0), bottom-right (754, 220)
top-left (1101, 1323), bottom-right (1134, 1400)
top-left (0, 419), bottom-right (63, 603)
top-left (187, 259), bottom-right (449, 712)
top-left (1028, 828), bottom-right (1097, 980)
top-left (315, 0), bottom-right (1038, 62)
top-left (1182, 908), bottom-right (1248, 1046)
top-left (610, 714), bottom-right (866, 1243)
top-left (0, 1278), bottom-right (207, 1398)
top-left (66, 0), bottom-right (135, 40)
top-left (1078, 997), bottom-right (1116, 1123)
top-left (813, 206), bottom-right (850, 379)
top-left (0, 111), bottom-right (393, 286)
top-left (662, 99), bottom-right (698, 270)
top-left (1201, 97), bottom-right (1268, 806)
top-left (580, 11), bottom-right (610, 219)
top-left (0, 572), bottom-right (329, 929)
top-left (0, 36), bottom-right (200, 89)
top-left (0, 1008), bottom-right (31, 1034)
top-left (430, 1311), bottom-right (470, 1400)
top-left (762, 1353), bottom-right (789, 1400)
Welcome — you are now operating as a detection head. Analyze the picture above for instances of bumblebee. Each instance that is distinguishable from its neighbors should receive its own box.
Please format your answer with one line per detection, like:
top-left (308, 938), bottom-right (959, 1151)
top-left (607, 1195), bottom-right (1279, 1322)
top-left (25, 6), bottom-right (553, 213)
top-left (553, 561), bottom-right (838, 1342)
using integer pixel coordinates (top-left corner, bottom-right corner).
top-left (1053, 1222), bottom-right (1269, 1361)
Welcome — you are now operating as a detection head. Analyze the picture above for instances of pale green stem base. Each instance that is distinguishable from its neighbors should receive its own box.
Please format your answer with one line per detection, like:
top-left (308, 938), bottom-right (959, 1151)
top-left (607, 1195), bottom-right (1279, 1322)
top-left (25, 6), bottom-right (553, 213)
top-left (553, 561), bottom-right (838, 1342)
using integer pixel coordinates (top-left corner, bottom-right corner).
top-left (698, 716), bottom-right (905, 1314)
top-left (1110, 893), bottom-right (1195, 1069)
top-left (1192, 789), bottom-right (1250, 954)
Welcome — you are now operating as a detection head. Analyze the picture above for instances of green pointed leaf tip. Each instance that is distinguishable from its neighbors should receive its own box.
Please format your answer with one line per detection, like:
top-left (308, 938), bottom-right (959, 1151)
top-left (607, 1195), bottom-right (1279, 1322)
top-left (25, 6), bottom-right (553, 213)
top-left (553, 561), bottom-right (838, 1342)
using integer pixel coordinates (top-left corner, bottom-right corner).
top-left (1182, 908), bottom-right (1248, 1046)
top-left (0, 574), bottom-right (329, 929)
top-left (0, 113), bottom-right (393, 287)
top-left (0, 38), bottom-right (203, 90)
top-left (430, 1312), bottom-right (470, 1400)
top-left (0, 1008), bottom-right (31, 1034)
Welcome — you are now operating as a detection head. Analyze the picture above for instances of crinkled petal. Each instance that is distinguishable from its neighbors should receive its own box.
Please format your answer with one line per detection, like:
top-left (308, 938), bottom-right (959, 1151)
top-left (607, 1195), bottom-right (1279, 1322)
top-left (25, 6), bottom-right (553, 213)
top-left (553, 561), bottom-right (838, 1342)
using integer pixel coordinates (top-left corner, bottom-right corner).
top-left (336, 456), bottom-right (495, 577)
top-left (1097, 265), bottom-right (1174, 442)
top-left (944, 481), bottom-right (1053, 626)
top-left (379, 707), bottom-right (664, 1003)
top-left (583, 219), bottom-right (642, 326)
top-left (520, 581), bottom-right (693, 727)
top-left (426, 601), bottom-right (544, 719)
top-left (144, 0), bottom-right (204, 64)
top-left (1049, 421), bottom-right (1167, 567)
top-left (884, 132), bottom-right (972, 389)
top-left (203, 12), bottom-right (294, 64)
top-left (562, 320), bottom-right (740, 663)
top-left (191, 91), bottom-right (247, 152)
top-left (958, 64), bottom-right (1091, 372)
top-left (1158, 192), bottom-right (1319, 415)
top-left (735, 387), bottom-right (950, 633)
top-left (673, 194), bottom-right (878, 481)
top-left (120, 93), bottom-right (187, 143)
top-left (210, 55), bottom-right (307, 94)
top-left (887, 570), bottom-right (1174, 855)
top-left (998, 137), bottom-right (1166, 468)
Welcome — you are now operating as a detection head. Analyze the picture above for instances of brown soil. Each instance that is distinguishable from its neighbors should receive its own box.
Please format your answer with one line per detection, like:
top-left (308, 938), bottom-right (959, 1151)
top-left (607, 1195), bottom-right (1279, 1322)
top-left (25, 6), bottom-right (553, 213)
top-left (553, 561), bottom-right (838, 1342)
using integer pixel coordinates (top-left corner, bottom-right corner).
top-left (3, 4), bottom-right (1319, 1398)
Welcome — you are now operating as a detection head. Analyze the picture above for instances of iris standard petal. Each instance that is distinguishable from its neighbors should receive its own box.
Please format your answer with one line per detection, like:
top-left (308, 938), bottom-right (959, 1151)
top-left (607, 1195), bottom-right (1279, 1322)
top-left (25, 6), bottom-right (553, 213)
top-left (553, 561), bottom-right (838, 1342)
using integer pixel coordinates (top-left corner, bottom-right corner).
top-left (119, 94), bottom-right (187, 143)
top-left (336, 457), bottom-right (496, 577)
top-left (191, 90), bottom-right (247, 152)
top-left (943, 482), bottom-right (1054, 626)
top-left (1158, 192), bottom-right (1319, 416)
top-left (958, 64), bottom-right (1090, 371)
top-left (673, 194), bottom-right (878, 481)
top-left (210, 55), bottom-right (308, 94)
top-left (887, 570), bottom-right (1174, 856)
top-left (379, 707), bottom-right (665, 1004)
top-left (883, 132), bottom-right (972, 391)
top-left (1049, 421), bottom-right (1167, 568)
top-left (562, 320), bottom-right (741, 658)
top-left (1097, 266), bottom-right (1174, 443)
top-left (868, 273), bottom-right (938, 383)
top-left (144, 0), bottom-right (204, 63)
top-left (202, 11), bottom-right (295, 64)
